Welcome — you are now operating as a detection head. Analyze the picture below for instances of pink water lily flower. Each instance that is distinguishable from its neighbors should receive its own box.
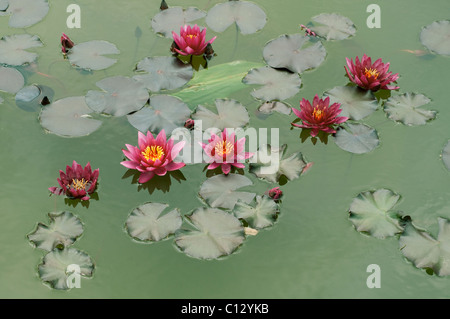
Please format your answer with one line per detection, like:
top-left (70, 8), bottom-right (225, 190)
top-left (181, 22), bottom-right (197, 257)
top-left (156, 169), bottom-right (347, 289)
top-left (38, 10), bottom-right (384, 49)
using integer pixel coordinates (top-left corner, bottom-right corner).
top-left (201, 129), bottom-right (253, 175)
top-left (172, 24), bottom-right (216, 56)
top-left (266, 187), bottom-right (283, 200)
top-left (121, 130), bottom-right (186, 184)
top-left (61, 33), bottom-right (74, 54)
top-left (292, 95), bottom-right (349, 137)
top-left (345, 54), bottom-right (399, 91)
top-left (49, 161), bottom-right (99, 201)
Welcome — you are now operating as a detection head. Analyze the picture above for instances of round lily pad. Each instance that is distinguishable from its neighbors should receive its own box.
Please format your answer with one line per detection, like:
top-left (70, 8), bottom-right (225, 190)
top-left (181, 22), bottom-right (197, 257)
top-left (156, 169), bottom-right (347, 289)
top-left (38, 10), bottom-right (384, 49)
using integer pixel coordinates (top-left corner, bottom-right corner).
top-left (39, 96), bottom-right (103, 137)
top-left (199, 173), bottom-right (256, 210)
top-left (192, 99), bottom-right (249, 130)
top-left (384, 93), bottom-right (436, 126)
top-left (205, 0), bottom-right (267, 35)
top-left (27, 211), bottom-right (84, 252)
top-left (233, 195), bottom-right (278, 229)
top-left (263, 34), bottom-right (326, 73)
top-left (127, 95), bottom-right (191, 135)
top-left (334, 123), bottom-right (379, 154)
top-left (125, 202), bottom-right (182, 242)
top-left (151, 6), bottom-right (206, 38)
top-left (68, 40), bottom-right (120, 71)
top-left (324, 86), bottom-right (379, 121)
top-left (175, 207), bottom-right (245, 260)
top-left (0, 66), bottom-right (24, 94)
top-left (310, 13), bottom-right (356, 41)
top-left (420, 20), bottom-right (450, 56)
top-left (133, 56), bottom-right (193, 92)
top-left (243, 66), bottom-right (301, 101)
top-left (0, 34), bottom-right (43, 66)
top-left (15, 84), bottom-right (54, 112)
top-left (257, 101), bottom-right (292, 115)
top-left (38, 247), bottom-right (94, 290)
top-left (349, 189), bottom-right (404, 239)
top-left (85, 76), bottom-right (149, 117)
top-left (3, 0), bottom-right (48, 28)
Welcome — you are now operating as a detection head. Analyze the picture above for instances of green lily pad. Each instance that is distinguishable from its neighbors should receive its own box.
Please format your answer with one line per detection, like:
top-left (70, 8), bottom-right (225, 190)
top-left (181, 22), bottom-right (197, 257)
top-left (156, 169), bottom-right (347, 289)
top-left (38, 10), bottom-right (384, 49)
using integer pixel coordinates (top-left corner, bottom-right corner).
top-left (233, 195), bottom-right (279, 229)
top-left (68, 40), bottom-right (120, 71)
top-left (324, 86), bottom-right (378, 120)
top-left (420, 20), bottom-right (450, 56)
top-left (27, 211), bottom-right (84, 252)
top-left (349, 189), bottom-right (404, 239)
top-left (334, 123), bottom-right (379, 154)
top-left (174, 207), bottom-right (245, 260)
top-left (151, 6), bottom-right (206, 38)
top-left (192, 98), bottom-right (249, 130)
top-left (0, 66), bottom-right (24, 94)
top-left (310, 13), bottom-right (356, 41)
top-left (257, 101), bottom-right (292, 115)
top-left (2, 0), bottom-right (49, 28)
top-left (171, 127), bottom-right (204, 165)
top-left (384, 93), bottom-right (436, 126)
top-left (0, 34), bottom-right (42, 66)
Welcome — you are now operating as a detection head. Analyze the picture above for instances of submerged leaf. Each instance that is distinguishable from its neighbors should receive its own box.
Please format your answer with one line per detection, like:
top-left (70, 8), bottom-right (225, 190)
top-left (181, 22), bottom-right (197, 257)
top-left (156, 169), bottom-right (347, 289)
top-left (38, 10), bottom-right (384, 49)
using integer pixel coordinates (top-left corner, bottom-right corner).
top-left (38, 248), bottom-right (94, 290)
top-left (420, 20), bottom-right (450, 56)
top-left (257, 101), bottom-right (292, 115)
top-left (233, 195), bottom-right (278, 229)
top-left (68, 40), bottom-right (120, 71)
top-left (175, 207), bottom-right (245, 260)
top-left (127, 95), bottom-right (191, 135)
top-left (349, 189), bottom-right (404, 239)
top-left (263, 34), bottom-right (326, 73)
top-left (0, 66), bottom-right (24, 94)
top-left (86, 76), bottom-right (149, 117)
top-left (310, 13), bottom-right (356, 41)
top-left (205, 1), bottom-right (266, 35)
top-left (125, 202), bottom-right (182, 242)
top-left (384, 93), bottom-right (436, 126)
top-left (133, 56), bottom-right (193, 92)
top-left (192, 98), bottom-right (249, 130)
top-left (15, 84), bottom-right (54, 112)
top-left (399, 218), bottom-right (450, 276)
top-left (334, 123), bottom-right (379, 154)
top-left (243, 66), bottom-right (301, 101)
top-left (3, 0), bottom-right (48, 28)
top-left (0, 34), bottom-right (42, 66)
top-left (27, 211), bottom-right (84, 251)
top-left (324, 86), bottom-right (378, 120)
top-left (199, 174), bottom-right (255, 210)
top-left (151, 6), bottom-right (206, 38)
top-left (39, 96), bottom-right (102, 137)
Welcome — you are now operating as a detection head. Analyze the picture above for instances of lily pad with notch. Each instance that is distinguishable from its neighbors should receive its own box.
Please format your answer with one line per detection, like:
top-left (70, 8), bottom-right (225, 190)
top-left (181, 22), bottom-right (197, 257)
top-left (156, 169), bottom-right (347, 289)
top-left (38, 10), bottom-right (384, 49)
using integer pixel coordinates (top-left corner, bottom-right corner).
top-left (233, 195), bottom-right (279, 229)
top-left (1, 0), bottom-right (49, 28)
top-left (384, 92), bottom-right (436, 126)
top-left (127, 95), bottom-right (191, 135)
top-left (309, 13), bottom-right (356, 41)
top-left (133, 56), bottom-right (193, 92)
top-left (68, 40), bottom-right (120, 71)
top-left (257, 101), bottom-right (292, 115)
top-left (27, 211), bottom-right (84, 252)
top-left (39, 96), bottom-right (103, 138)
top-left (205, 0), bottom-right (266, 35)
top-left (420, 20), bottom-right (450, 56)
top-left (125, 202), bottom-right (182, 242)
top-left (334, 123), bottom-right (379, 154)
top-left (263, 34), bottom-right (326, 74)
top-left (15, 84), bottom-right (54, 112)
top-left (243, 66), bottom-right (301, 101)
top-left (0, 34), bottom-right (43, 66)
top-left (174, 207), bottom-right (245, 260)
top-left (85, 76), bottom-right (149, 117)
top-left (151, 6), bottom-right (206, 38)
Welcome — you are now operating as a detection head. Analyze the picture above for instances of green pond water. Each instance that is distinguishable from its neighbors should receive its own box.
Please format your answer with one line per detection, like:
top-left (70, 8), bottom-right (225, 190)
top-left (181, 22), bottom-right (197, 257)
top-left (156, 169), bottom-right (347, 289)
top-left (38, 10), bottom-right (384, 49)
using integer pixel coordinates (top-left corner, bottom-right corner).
top-left (1, 0), bottom-right (450, 298)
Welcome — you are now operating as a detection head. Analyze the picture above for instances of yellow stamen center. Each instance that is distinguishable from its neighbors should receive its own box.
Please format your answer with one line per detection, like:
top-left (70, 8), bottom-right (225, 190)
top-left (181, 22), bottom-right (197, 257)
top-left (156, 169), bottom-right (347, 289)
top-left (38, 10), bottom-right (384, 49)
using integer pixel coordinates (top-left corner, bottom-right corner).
top-left (312, 106), bottom-right (325, 121)
top-left (364, 67), bottom-right (379, 79)
top-left (141, 145), bottom-right (165, 161)
top-left (186, 34), bottom-right (197, 39)
top-left (71, 178), bottom-right (88, 190)
top-left (215, 141), bottom-right (234, 157)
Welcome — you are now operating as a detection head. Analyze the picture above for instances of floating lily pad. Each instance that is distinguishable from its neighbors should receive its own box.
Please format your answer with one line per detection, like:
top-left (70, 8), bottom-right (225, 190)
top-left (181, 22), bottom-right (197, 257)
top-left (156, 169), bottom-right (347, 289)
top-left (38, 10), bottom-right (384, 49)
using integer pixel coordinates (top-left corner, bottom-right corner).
top-left (263, 34), bottom-right (326, 74)
top-left (243, 66), bottom-right (301, 101)
top-left (199, 174), bottom-right (256, 210)
top-left (233, 195), bottom-right (278, 229)
top-left (0, 0), bottom-right (8, 11)
top-left (0, 34), bottom-right (42, 66)
top-left (175, 207), bottom-right (245, 260)
top-left (420, 20), bottom-right (450, 56)
top-left (39, 96), bottom-right (102, 137)
top-left (0, 66), bottom-right (24, 94)
top-left (249, 144), bottom-right (307, 183)
top-left (384, 93), bottom-right (436, 126)
top-left (310, 13), bottom-right (356, 41)
top-left (399, 218), bottom-right (450, 276)
top-left (151, 6), bottom-right (206, 38)
top-left (257, 101), bottom-right (291, 115)
top-left (85, 76), bottom-right (149, 117)
top-left (3, 0), bottom-right (49, 28)
top-left (28, 211), bottom-right (84, 252)
top-left (349, 189), bottom-right (404, 239)
top-left (15, 84), bottom-right (54, 112)
top-left (334, 123), bottom-right (379, 154)
top-left (174, 60), bottom-right (264, 107)
top-left (324, 86), bottom-right (378, 120)
top-left (133, 56), bottom-right (193, 92)
top-left (125, 202), bottom-right (182, 242)
top-left (171, 127), bottom-right (204, 165)
top-left (205, 0), bottom-right (266, 35)
top-left (38, 248), bottom-right (94, 290)
top-left (442, 140), bottom-right (450, 171)
top-left (127, 95), bottom-right (191, 135)
top-left (68, 40), bottom-right (119, 71)
top-left (192, 99), bottom-right (249, 130)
